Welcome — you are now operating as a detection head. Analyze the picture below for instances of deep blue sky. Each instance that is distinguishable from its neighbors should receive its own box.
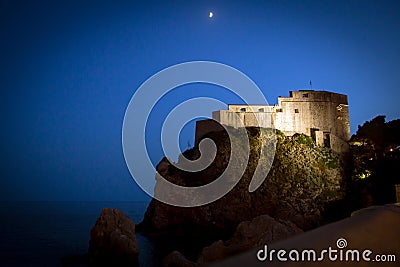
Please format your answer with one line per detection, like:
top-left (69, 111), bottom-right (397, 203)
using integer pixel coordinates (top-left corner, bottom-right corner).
top-left (1, 0), bottom-right (399, 201)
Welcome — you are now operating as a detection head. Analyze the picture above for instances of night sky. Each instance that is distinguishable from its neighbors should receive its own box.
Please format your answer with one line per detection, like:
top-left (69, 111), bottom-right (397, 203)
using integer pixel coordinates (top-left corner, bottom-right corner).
top-left (1, 0), bottom-right (399, 201)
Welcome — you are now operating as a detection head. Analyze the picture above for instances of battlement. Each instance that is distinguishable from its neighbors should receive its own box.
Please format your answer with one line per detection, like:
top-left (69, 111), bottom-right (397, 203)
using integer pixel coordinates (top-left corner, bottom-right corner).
top-left (280, 90), bottom-right (348, 104)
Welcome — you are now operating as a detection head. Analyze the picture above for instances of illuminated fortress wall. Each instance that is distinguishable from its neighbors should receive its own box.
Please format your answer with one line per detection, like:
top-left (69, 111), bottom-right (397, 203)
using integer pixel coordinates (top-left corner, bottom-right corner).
top-left (196, 90), bottom-right (350, 154)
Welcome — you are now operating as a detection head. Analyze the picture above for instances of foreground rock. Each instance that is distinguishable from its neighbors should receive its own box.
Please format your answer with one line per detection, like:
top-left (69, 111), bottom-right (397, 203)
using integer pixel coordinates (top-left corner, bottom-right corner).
top-left (163, 251), bottom-right (197, 267)
top-left (164, 214), bottom-right (303, 266)
top-left (89, 208), bottom-right (139, 265)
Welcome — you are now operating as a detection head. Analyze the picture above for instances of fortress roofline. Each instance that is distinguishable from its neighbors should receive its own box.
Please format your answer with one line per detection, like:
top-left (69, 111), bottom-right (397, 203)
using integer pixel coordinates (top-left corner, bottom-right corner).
top-left (286, 89), bottom-right (347, 96)
top-left (226, 90), bottom-right (348, 107)
top-left (227, 104), bottom-right (271, 106)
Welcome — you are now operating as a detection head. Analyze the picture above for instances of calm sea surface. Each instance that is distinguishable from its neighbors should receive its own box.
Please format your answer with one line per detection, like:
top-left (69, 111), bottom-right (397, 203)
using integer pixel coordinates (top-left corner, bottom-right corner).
top-left (0, 201), bottom-right (164, 267)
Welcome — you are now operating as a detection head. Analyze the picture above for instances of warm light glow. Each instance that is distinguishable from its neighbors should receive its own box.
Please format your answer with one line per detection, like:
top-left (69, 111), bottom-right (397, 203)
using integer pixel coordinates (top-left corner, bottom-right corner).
top-left (357, 170), bottom-right (371, 179)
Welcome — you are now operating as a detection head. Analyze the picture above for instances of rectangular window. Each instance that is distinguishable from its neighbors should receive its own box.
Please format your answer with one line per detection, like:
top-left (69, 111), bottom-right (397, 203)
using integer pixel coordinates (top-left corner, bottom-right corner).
top-left (258, 108), bottom-right (264, 112)
top-left (323, 133), bottom-right (331, 148)
top-left (310, 128), bottom-right (318, 143)
top-left (302, 93), bottom-right (309, 98)
top-left (295, 109), bottom-right (299, 113)
top-left (276, 108), bottom-right (283, 112)
top-left (240, 108), bottom-right (246, 112)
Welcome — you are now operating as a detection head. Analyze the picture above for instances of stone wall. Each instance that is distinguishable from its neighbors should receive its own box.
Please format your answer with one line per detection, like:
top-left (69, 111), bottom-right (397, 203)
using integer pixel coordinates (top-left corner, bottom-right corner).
top-left (195, 119), bottom-right (224, 145)
top-left (276, 91), bottom-right (350, 143)
top-left (205, 90), bottom-right (351, 154)
top-left (212, 109), bottom-right (274, 129)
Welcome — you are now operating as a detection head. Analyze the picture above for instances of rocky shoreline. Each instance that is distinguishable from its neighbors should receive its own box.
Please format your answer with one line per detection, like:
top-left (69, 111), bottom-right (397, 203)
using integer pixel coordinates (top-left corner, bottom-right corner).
top-left (89, 208), bottom-right (139, 265)
top-left (85, 117), bottom-right (400, 266)
top-left (86, 128), bottom-right (351, 266)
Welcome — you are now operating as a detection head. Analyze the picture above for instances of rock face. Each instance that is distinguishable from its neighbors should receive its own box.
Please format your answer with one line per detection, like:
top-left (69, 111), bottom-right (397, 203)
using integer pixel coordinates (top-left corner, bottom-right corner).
top-left (163, 214), bottom-right (303, 266)
top-left (163, 251), bottom-right (197, 267)
top-left (89, 208), bottom-right (139, 265)
top-left (197, 214), bottom-right (302, 264)
top-left (139, 128), bottom-right (345, 238)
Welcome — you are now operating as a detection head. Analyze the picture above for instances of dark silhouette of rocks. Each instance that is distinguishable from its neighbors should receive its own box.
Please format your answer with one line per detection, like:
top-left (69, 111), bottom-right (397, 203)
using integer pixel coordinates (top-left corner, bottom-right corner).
top-left (197, 214), bottom-right (302, 264)
top-left (89, 208), bottom-right (139, 265)
top-left (163, 214), bottom-right (302, 266)
top-left (163, 251), bottom-right (197, 267)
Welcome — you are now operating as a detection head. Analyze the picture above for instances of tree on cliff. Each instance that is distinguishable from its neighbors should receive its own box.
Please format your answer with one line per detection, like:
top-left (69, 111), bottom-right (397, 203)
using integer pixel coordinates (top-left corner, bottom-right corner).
top-left (349, 115), bottom-right (400, 208)
top-left (352, 115), bottom-right (400, 156)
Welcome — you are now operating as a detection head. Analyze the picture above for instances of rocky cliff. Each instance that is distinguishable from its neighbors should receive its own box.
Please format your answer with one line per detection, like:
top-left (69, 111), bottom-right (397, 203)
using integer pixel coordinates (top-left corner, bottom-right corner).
top-left (138, 127), bottom-right (346, 239)
top-left (89, 208), bottom-right (139, 265)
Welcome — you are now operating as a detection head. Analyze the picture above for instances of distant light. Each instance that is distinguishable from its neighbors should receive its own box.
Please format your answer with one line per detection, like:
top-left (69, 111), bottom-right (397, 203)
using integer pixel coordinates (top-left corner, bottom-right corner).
top-left (209, 12), bottom-right (213, 18)
top-left (390, 148), bottom-right (394, 152)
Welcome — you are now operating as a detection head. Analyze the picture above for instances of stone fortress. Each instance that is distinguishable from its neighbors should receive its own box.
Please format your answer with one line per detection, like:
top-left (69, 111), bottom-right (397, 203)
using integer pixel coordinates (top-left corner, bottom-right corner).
top-left (195, 90), bottom-right (351, 154)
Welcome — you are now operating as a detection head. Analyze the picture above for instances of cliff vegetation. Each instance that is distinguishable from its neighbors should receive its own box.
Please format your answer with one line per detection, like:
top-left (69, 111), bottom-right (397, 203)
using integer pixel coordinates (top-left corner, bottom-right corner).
top-left (139, 127), bottom-right (346, 239)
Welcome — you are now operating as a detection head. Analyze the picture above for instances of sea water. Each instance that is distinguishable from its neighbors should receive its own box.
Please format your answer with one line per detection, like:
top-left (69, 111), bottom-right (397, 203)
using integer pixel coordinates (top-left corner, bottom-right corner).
top-left (0, 201), bottom-right (162, 267)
